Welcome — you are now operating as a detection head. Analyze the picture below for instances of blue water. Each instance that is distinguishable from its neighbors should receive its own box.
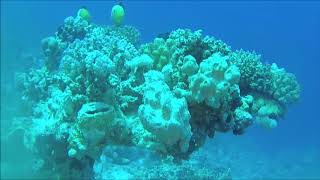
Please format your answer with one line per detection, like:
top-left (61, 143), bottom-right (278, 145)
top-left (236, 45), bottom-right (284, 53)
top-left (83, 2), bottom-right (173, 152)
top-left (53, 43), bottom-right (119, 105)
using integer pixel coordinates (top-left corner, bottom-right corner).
top-left (1, 1), bottom-right (320, 179)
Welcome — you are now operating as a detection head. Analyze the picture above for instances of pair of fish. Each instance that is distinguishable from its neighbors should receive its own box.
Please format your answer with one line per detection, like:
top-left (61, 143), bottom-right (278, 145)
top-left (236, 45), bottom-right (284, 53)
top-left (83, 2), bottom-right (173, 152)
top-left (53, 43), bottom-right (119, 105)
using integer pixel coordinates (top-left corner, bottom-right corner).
top-left (78, 0), bottom-right (125, 23)
top-left (60, 2), bottom-right (169, 41)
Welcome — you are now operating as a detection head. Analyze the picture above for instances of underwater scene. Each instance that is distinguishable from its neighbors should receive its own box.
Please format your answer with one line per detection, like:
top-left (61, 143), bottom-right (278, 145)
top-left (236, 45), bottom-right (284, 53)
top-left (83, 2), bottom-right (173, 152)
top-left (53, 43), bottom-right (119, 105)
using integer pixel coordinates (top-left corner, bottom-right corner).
top-left (1, 1), bottom-right (320, 179)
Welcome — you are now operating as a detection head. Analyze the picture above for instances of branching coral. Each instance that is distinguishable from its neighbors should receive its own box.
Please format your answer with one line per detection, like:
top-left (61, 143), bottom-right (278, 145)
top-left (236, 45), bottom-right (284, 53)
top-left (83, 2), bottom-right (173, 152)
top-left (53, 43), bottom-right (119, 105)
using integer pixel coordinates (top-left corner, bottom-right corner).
top-left (169, 29), bottom-right (231, 63)
top-left (269, 63), bottom-right (300, 105)
top-left (56, 16), bottom-right (90, 43)
top-left (68, 102), bottom-right (119, 159)
top-left (230, 50), bottom-right (300, 106)
top-left (105, 25), bottom-right (141, 46)
top-left (230, 49), bottom-right (273, 94)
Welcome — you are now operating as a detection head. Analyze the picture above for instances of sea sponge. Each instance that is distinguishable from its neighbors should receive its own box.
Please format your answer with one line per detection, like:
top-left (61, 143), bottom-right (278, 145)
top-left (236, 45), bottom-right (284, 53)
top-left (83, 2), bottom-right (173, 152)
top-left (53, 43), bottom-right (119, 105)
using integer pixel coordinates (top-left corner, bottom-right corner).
top-left (77, 102), bottom-right (115, 128)
top-left (68, 102), bottom-right (115, 158)
top-left (138, 70), bottom-right (192, 154)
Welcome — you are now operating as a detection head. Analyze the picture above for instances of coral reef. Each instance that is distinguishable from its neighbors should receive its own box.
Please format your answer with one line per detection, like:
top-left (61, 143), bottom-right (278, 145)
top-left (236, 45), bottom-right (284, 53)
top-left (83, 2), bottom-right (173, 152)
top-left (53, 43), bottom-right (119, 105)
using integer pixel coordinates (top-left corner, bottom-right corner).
top-left (13, 10), bottom-right (301, 179)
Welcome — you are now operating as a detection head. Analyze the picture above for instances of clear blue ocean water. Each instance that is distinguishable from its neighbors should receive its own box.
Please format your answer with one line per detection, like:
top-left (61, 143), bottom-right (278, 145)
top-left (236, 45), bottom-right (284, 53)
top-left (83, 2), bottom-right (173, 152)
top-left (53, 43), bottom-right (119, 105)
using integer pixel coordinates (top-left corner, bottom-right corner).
top-left (1, 1), bottom-right (320, 179)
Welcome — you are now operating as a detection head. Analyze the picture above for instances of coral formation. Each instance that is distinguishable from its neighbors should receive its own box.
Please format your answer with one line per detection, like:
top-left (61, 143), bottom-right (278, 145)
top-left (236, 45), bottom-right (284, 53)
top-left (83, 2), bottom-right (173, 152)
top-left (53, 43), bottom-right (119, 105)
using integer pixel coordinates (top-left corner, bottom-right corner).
top-left (138, 71), bottom-right (192, 154)
top-left (269, 63), bottom-right (300, 105)
top-left (56, 15), bottom-right (90, 43)
top-left (187, 53), bottom-right (240, 108)
top-left (13, 8), bottom-right (301, 179)
top-left (230, 50), bottom-right (300, 106)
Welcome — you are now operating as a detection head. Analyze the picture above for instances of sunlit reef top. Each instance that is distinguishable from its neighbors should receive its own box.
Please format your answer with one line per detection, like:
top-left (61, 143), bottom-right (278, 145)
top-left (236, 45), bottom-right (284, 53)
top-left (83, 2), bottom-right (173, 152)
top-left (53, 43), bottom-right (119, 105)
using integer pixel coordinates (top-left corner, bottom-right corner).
top-left (13, 5), bottom-right (300, 179)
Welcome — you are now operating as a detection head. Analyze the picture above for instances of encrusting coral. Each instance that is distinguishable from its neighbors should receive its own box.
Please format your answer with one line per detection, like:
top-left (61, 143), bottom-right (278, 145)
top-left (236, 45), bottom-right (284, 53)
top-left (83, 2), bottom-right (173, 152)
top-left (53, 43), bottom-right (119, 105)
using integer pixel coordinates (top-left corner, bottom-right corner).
top-left (12, 7), bottom-right (301, 179)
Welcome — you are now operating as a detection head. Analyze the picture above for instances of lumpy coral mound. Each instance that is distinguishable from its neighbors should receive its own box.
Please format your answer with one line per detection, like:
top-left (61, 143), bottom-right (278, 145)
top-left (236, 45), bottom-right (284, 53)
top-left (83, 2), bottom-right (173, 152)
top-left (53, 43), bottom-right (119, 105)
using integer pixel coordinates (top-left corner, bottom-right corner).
top-left (12, 12), bottom-right (300, 179)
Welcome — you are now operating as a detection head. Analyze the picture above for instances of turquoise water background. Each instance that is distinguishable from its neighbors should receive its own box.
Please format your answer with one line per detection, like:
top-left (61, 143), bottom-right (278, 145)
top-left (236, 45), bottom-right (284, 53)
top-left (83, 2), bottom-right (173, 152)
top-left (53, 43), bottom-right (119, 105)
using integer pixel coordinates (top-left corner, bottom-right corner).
top-left (1, 1), bottom-right (320, 179)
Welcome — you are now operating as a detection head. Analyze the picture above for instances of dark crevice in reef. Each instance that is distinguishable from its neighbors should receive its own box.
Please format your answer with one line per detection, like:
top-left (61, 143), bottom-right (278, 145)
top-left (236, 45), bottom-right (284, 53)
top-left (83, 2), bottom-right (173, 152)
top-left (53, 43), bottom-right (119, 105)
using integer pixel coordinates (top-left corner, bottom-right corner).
top-left (185, 39), bottom-right (209, 63)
